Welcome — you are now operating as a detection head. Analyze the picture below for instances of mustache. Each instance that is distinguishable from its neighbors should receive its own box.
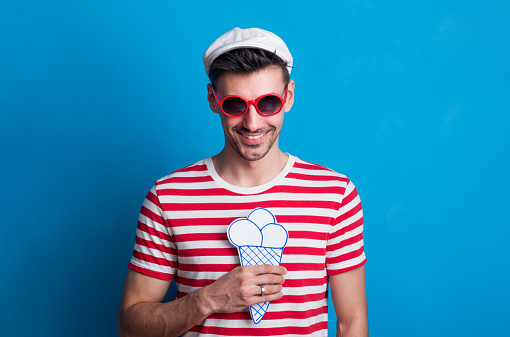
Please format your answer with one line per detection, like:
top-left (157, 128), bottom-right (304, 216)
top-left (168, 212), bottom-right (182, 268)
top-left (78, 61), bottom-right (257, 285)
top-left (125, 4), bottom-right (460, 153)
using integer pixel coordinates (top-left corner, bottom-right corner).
top-left (232, 126), bottom-right (275, 134)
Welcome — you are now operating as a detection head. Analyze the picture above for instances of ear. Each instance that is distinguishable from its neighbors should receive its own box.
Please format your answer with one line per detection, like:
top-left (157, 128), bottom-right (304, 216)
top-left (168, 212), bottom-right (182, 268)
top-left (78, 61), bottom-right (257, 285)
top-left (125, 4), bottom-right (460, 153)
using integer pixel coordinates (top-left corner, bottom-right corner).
top-left (207, 84), bottom-right (220, 114)
top-left (283, 80), bottom-right (295, 113)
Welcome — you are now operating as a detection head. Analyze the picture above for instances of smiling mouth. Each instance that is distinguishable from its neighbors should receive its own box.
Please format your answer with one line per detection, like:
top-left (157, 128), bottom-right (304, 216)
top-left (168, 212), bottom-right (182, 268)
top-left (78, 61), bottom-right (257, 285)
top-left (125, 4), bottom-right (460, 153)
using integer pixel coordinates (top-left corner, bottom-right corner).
top-left (233, 126), bottom-right (274, 143)
top-left (242, 133), bottom-right (265, 140)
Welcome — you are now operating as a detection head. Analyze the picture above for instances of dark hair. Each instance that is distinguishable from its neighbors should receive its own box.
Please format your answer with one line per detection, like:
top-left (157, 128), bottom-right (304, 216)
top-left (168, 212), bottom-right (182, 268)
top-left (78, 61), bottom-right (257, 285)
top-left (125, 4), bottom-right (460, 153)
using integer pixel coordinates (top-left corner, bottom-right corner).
top-left (208, 48), bottom-right (290, 88)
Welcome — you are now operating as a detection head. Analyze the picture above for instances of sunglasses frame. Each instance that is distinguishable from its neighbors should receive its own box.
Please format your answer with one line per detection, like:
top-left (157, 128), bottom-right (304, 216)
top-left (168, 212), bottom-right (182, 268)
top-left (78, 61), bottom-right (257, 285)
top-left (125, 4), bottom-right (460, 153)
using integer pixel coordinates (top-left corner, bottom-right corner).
top-left (212, 84), bottom-right (289, 117)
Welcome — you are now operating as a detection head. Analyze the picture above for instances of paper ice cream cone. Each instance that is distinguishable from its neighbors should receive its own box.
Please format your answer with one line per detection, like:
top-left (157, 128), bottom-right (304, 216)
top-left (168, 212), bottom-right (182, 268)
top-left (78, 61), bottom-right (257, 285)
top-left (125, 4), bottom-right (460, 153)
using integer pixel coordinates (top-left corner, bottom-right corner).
top-left (227, 208), bottom-right (288, 324)
top-left (239, 245), bottom-right (284, 323)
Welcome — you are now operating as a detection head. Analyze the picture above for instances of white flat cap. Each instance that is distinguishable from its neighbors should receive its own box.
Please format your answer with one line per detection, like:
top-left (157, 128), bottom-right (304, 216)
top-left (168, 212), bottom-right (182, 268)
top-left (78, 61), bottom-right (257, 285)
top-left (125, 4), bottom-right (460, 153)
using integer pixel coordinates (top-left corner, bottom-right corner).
top-left (203, 27), bottom-right (293, 76)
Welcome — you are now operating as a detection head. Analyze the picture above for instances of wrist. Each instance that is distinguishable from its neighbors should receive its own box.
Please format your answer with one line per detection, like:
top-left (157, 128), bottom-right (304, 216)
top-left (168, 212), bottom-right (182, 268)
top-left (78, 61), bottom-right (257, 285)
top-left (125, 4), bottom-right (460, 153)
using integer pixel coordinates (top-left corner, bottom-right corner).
top-left (192, 286), bottom-right (215, 317)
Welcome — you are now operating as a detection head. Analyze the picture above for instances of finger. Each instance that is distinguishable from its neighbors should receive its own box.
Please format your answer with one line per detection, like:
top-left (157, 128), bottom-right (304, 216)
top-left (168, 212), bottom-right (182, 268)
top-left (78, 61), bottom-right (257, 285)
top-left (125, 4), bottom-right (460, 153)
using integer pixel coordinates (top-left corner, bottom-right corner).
top-left (249, 283), bottom-right (282, 297)
top-left (248, 290), bottom-right (284, 306)
top-left (252, 273), bottom-right (286, 286)
top-left (257, 284), bottom-right (282, 296)
top-left (246, 264), bottom-right (287, 275)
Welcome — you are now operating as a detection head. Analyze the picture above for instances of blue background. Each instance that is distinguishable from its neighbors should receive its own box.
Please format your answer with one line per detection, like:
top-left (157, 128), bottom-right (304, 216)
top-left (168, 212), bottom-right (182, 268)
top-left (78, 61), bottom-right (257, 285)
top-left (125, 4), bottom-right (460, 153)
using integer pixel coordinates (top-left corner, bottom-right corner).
top-left (1, 1), bottom-right (509, 336)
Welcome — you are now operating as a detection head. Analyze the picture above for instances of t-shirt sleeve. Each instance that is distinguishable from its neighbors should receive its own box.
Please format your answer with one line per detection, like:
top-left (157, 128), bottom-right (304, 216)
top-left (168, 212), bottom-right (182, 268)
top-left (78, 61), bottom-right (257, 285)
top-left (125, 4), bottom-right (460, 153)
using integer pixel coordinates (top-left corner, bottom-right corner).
top-left (326, 179), bottom-right (366, 275)
top-left (127, 185), bottom-right (177, 281)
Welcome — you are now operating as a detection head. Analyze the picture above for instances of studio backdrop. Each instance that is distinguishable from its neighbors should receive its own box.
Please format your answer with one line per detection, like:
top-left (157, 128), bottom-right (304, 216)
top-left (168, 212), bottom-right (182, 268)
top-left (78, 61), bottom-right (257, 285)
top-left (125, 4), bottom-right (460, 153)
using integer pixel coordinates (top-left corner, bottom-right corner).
top-left (1, 1), bottom-right (509, 336)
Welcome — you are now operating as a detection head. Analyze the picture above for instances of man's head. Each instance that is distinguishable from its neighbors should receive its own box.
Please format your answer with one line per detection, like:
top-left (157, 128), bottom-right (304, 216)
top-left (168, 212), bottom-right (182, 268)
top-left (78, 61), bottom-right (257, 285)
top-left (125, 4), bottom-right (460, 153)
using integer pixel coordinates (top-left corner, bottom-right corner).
top-left (203, 28), bottom-right (295, 162)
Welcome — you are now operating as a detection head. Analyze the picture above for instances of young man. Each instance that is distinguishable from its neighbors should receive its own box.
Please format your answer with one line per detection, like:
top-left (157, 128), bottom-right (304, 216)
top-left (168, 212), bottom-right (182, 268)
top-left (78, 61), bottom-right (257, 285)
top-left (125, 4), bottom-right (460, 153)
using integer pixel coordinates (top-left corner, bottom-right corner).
top-left (119, 27), bottom-right (368, 337)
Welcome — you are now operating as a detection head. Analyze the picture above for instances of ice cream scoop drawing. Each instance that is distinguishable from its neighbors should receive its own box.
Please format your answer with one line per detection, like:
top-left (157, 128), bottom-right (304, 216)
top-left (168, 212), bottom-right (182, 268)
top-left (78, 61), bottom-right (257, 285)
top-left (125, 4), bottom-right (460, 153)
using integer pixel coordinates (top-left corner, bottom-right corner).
top-left (227, 208), bottom-right (288, 324)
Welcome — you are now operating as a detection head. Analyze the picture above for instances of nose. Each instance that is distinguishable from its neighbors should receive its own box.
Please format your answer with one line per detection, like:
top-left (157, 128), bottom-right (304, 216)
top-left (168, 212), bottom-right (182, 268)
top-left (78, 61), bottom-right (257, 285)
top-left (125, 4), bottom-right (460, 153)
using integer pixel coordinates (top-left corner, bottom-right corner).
top-left (242, 103), bottom-right (264, 132)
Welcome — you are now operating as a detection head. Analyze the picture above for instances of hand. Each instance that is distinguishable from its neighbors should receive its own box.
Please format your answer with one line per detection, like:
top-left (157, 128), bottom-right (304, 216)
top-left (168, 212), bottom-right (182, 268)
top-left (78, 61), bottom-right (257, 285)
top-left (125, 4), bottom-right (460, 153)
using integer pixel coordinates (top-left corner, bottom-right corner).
top-left (201, 264), bottom-right (287, 314)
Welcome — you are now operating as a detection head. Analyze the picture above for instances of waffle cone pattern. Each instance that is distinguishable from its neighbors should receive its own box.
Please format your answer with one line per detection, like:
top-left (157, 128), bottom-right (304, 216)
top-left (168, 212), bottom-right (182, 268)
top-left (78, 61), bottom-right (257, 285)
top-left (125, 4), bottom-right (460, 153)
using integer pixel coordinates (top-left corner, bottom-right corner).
top-left (239, 245), bottom-right (283, 324)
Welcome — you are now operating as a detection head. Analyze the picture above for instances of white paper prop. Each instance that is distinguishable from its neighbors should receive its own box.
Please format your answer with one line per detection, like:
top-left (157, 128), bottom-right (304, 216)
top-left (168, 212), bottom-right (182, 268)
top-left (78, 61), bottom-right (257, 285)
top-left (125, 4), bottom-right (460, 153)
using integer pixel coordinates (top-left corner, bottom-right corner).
top-left (227, 208), bottom-right (289, 324)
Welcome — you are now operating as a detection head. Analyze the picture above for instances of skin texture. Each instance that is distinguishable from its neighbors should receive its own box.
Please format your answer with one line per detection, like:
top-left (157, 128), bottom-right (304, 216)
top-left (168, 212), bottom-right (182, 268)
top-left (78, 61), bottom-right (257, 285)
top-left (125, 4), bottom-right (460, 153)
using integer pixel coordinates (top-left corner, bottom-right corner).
top-left (118, 65), bottom-right (368, 336)
top-left (330, 266), bottom-right (369, 337)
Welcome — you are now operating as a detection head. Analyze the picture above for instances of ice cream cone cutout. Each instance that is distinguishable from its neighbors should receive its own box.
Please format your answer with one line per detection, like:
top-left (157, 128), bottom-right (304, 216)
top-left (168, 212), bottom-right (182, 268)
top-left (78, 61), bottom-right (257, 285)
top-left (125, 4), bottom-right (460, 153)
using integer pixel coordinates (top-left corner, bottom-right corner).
top-left (227, 208), bottom-right (288, 324)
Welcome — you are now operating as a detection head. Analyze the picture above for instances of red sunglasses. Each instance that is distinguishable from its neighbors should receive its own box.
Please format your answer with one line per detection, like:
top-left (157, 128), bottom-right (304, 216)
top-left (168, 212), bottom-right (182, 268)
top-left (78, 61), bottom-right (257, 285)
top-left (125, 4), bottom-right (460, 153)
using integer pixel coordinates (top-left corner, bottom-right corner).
top-left (212, 84), bottom-right (289, 117)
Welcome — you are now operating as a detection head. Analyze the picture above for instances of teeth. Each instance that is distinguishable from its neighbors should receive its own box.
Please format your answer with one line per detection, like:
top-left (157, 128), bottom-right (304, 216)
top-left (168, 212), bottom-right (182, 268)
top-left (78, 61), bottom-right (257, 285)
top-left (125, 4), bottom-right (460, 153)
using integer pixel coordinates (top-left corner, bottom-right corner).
top-left (243, 134), bottom-right (264, 140)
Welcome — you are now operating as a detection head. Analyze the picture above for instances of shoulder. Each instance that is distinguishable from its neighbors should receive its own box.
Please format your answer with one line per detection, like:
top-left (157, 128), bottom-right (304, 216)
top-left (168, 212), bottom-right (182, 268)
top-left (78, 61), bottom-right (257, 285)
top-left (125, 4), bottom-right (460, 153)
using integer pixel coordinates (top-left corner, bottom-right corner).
top-left (154, 158), bottom-right (210, 187)
top-left (290, 156), bottom-right (351, 184)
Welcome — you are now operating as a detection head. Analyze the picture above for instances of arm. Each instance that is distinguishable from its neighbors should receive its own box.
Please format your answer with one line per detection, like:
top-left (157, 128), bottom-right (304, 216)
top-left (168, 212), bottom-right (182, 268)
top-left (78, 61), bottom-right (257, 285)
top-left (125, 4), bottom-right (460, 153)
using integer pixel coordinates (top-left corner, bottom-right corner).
top-left (118, 264), bottom-right (287, 337)
top-left (329, 266), bottom-right (368, 337)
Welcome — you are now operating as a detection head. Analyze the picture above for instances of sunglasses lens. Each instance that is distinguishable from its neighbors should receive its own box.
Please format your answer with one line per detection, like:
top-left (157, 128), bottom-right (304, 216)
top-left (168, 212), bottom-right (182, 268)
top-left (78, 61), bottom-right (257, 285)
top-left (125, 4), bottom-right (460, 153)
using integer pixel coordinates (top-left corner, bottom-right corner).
top-left (257, 95), bottom-right (282, 115)
top-left (222, 97), bottom-right (247, 116)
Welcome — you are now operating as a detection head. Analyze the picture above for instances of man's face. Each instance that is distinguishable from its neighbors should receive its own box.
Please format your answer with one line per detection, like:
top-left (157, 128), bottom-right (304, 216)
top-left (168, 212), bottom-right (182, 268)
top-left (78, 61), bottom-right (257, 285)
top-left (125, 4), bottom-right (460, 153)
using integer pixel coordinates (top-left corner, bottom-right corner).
top-left (208, 66), bottom-right (295, 162)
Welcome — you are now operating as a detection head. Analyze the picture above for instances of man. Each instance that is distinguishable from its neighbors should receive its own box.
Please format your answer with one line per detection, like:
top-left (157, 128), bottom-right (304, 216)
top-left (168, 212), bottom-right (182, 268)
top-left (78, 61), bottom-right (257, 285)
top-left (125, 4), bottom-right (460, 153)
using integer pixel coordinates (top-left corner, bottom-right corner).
top-left (119, 27), bottom-right (368, 337)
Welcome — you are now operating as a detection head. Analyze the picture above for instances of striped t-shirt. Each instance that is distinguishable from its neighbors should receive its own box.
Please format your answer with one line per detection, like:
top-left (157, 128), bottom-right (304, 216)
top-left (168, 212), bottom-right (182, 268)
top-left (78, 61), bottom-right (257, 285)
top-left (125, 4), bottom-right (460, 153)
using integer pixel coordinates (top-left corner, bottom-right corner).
top-left (128, 154), bottom-right (366, 336)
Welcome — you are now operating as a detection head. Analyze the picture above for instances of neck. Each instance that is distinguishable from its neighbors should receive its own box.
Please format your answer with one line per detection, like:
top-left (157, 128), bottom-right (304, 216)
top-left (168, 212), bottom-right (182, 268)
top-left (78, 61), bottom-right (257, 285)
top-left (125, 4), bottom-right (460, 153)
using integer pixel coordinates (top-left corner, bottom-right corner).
top-left (212, 148), bottom-right (289, 188)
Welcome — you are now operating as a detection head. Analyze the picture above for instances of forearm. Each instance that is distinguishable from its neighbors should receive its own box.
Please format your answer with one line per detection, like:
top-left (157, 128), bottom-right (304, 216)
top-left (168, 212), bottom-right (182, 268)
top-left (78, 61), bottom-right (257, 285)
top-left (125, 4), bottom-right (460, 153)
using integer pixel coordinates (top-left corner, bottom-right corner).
top-left (119, 265), bottom-right (286, 337)
top-left (337, 316), bottom-right (368, 337)
top-left (330, 266), bottom-right (368, 337)
top-left (119, 287), bottom-right (211, 337)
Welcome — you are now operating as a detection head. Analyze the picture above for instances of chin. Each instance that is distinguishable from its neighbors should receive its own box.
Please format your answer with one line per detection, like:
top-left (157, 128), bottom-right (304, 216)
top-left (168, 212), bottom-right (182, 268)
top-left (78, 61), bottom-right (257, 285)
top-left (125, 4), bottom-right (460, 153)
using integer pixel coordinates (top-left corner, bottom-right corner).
top-left (235, 146), bottom-right (271, 161)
